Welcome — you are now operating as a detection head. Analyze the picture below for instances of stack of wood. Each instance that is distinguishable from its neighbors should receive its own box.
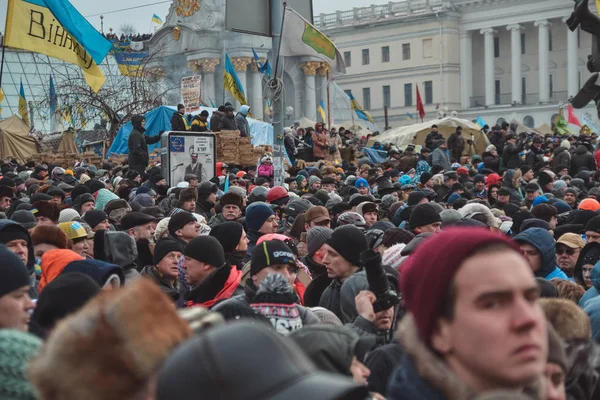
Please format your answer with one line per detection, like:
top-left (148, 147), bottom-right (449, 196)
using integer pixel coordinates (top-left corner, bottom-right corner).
top-left (27, 152), bottom-right (79, 168)
top-left (80, 152), bottom-right (103, 167)
top-left (238, 137), bottom-right (256, 166)
top-left (215, 130), bottom-right (241, 164)
top-left (108, 153), bottom-right (128, 166)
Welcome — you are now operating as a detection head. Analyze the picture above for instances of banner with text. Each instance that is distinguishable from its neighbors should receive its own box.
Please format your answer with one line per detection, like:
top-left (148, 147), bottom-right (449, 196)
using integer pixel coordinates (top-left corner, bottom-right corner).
top-left (181, 76), bottom-right (202, 113)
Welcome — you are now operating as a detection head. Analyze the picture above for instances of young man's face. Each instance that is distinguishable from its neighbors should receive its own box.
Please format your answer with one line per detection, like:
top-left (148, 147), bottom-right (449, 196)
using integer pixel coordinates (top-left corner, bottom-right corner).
top-left (0, 286), bottom-right (35, 332)
top-left (0, 196), bottom-right (11, 210)
top-left (526, 191), bottom-right (538, 201)
top-left (178, 221), bottom-right (201, 241)
top-left (288, 182), bottom-right (298, 191)
top-left (446, 178), bottom-right (457, 187)
top-left (431, 247), bottom-right (547, 391)
top-left (363, 211), bottom-right (378, 227)
top-left (497, 194), bottom-right (510, 204)
top-left (182, 200), bottom-right (196, 212)
top-left (322, 183), bottom-right (336, 193)
top-left (475, 182), bottom-right (485, 191)
top-left (259, 215), bottom-right (279, 234)
top-left (322, 244), bottom-right (357, 282)
top-left (93, 219), bottom-right (111, 232)
top-left (519, 243), bottom-right (542, 273)
top-left (564, 192), bottom-right (576, 204)
top-left (414, 222), bottom-right (441, 234)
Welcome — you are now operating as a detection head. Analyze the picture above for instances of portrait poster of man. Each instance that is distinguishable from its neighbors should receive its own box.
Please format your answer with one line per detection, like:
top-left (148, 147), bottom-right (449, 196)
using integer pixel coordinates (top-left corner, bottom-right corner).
top-left (169, 134), bottom-right (215, 185)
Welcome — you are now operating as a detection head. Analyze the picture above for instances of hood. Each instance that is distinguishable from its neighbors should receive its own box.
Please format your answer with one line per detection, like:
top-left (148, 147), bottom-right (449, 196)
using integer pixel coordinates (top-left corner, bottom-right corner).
top-left (131, 115), bottom-right (145, 130)
top-left (61, 259), bottom-right (125, 288)
top-left (103, 231), bottom-right (138, 271)
top-left (502, 170), bottom-right (515, 189)
top-left (576, 145), bottom-right (589, 155)
top-left (513, 228), bottom-right (556, 278)
top-left (0, 219), bottom-right (35, 274)
top-left (553, 146), bottom-right (568, 156)
top-left (239, 105), bottom-right (250, 116)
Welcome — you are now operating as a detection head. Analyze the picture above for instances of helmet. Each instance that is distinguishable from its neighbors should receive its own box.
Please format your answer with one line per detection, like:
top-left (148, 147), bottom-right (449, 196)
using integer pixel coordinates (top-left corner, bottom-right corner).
top-left (284, 198), bottom-right (313, 221)
top-left (336, 212), bottom-right (366, 229)
top-left (266, 186), bottom-right (289, 203)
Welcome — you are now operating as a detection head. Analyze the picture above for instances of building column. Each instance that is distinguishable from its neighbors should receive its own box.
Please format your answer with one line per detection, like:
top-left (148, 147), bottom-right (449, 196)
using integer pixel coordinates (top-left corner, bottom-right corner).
top-left (301, 61), bottom-right (319, 120)
top-left (481, 28), bottom-right (496, 106)
top-left (535, 20), bottom-right (551, 103)
top-left (248, 62), bottom-right (264, 120)
top-left (317, 63), bottom-right (329, 123)
top-left (231, 57), bottom-right (253, 109)
top-left (563, 16), bottom-right (579, 97)
top-left (459, 31), bottom-right (473, 109)
top-left (507, 24), bottom-right (522, 104)
top-left (190, 58), bottom-right (221, 107)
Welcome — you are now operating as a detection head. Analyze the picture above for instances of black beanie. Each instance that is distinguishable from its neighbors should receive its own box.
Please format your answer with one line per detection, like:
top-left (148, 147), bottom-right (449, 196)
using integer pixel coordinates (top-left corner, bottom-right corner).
top-left (71, 184), bottom-right (91, 203)
top-left (586, 215), bottom-right (600, 233)
top-left (420, 172), bottom-right (433, 185)
top-left (168, 211), bottom-right (198, 236)
top-left (409, 203), bottom-right (441, 230)
top-left (0, 224), bottom-right (30, 247)
top-left (185, 236), bottom-right (225, 268)
top-left (251, 240), bottom-right (296, 276)
top-left (407, 191), bottom-right (427, 207)
top-left (209, 222), bottom-right (243, 253)
top-left (154, 237), bottom-right (184, 265)
top-left (326, 225), bottom-right (368, 267)
top-left (30, 272), bottom-right (100, 336)
top-left (0, 244), bottom-right (31, 298)
top-left (83, 210), bottom-right (108, 229)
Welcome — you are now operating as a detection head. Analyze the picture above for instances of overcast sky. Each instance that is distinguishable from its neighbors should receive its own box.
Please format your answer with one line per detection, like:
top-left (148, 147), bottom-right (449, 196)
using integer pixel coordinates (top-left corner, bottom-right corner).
top-left (0, 0), bottom-right (392, 35)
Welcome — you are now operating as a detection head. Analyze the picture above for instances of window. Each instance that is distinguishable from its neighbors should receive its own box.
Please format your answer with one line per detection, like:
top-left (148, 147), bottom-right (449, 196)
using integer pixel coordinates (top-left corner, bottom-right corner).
top-left (422, 39), bottom-right (433, 58)
top-left (494, 36), bottom-right (500, 58)
top-left (494, 80), bottom-right (501, 105)
top-left (383, 85), bottom-right (391, 108)
top-left (523, 116), bottom-right (535, 128)
top-left (344, 89), bottom-right (352, 98)
top-left (520, 33), bottom-right (526, 54)
top-left (521, 77), bottom-right (527, 104)
top-left (362, 49), bottom-right (370, 65)
top-left (424, 81), bottom-right (433, 104)
top-left (344, 51), bottom-right (351, 67)
top-left (404, 83), bottom-right (413, 106)
top-left (381, 46), bottom-right (390, 63)
top-left (549, 74), bottom-right (553, 98)
top-left (362, 88), bottom-right (371, 110)
top-left (402, 43), bottom-right (411, 60)
top-left (549, 29), bottom-right (553, 52)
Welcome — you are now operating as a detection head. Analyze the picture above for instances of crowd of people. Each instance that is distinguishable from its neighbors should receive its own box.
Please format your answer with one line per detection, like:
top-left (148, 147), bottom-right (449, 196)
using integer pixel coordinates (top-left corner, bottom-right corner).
top-left (2, 115), bottom-right (600, 399)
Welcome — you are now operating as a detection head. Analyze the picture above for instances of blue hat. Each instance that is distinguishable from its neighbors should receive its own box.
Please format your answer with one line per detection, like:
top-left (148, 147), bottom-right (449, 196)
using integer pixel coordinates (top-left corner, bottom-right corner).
top-left (532, 196), bottom-right (549, 207)
top-left (245, 202), bottom-right (275, 232)
top-left (354, 178), bottom-right (369, 188)
top-left (399, 175), bottom-right (412, 186)
top-left (447, 193), bottom-right (462, 205)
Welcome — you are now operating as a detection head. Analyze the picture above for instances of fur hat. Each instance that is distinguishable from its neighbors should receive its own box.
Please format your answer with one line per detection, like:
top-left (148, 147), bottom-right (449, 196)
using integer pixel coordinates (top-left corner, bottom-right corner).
top-left (179, 187), bottom-right (198, 203)
top-left (32, 200), bottom-right (61, 223)
top-left (458, 203), bottom-right (500, 229)
top-left (219, 192), bottom-right (243, 209)
top-left (260, 152), bottom-right (273, 164)
top-left (30, 225), bottom-right (69, 249)
top-left (539, 298), bottom-right (591, 340)
top-left (29, 279), bottom-right (192, 400)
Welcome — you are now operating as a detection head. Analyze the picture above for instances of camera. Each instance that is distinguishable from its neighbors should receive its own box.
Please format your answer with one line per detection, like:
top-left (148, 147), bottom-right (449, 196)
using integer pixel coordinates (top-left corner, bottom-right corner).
top-left (360, 249), bottom-right (400, 313)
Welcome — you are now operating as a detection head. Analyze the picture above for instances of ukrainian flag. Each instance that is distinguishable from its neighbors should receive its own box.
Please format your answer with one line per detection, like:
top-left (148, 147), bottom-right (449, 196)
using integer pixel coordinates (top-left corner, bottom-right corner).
top-left (318, 100), bottom-right (327, 123)
top-left (18, 81), bottom-right (29, 126)
top-left (224, 53), bottom-right (249, 107)
top-left (348, 91), bottom-right (373, 123)
top-left (152, 14), bottom-right (163, 25)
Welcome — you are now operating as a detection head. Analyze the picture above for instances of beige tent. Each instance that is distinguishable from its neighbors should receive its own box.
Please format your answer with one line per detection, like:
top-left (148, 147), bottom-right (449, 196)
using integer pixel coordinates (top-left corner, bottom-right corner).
top-left (0, 116), bottom-right (38, 162)
top-left (536, 123), bottom-right (553, 136)
top-left (58, 131), bottom-right (79, 154)
top-left (509, 119), bottom-right (538, 135)
top-left (369, 117), bottom-right (490, 156)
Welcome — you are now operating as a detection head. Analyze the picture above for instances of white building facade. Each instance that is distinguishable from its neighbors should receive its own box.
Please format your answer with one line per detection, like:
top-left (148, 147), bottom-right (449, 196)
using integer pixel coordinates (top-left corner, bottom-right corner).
top-left (317, 0), bottom-right (599, 130)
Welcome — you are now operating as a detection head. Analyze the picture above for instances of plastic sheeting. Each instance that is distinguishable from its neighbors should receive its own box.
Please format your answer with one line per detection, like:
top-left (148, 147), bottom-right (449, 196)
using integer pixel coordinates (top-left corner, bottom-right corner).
top-left (0, 116), bottom-right (38, 162)
top-left (361, 147), bottom-right (388, 164)
top-left (107, 106), bottom-right (274, 157)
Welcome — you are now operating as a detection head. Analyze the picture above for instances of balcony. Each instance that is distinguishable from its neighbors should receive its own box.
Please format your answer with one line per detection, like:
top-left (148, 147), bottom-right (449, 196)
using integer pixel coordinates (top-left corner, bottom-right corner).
top-left (469, 91), bottom-right (568, 108)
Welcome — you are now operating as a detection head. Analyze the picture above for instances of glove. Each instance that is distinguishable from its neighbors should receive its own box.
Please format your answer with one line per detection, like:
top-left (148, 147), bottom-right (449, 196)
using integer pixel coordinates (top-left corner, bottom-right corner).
top-left (360, 249), bottom-right (382, 268)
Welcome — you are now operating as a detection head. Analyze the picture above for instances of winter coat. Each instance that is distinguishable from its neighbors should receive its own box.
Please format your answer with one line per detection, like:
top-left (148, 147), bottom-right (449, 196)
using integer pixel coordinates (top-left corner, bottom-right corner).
top-left (398, 154), bottom-right (418, 173)
top-left (326, 133), bottom-right (342, 162)
top-left (185, 263), bottom-right (243, 308)
top-left (364, 342), bottom-right (403, 395)
top-left (489, 130), bottom-right (505, 155)
top-left (482, 152), bottom-right (500, 172)
top-left (195, 199), bottom-right (215, 222)
top-left (564, 339), bottom-right (600, 399)
top-left (579, 262), bottom-right (600, 307)
top-left (0, 220), bottom-right (37, 299)
top-left (170, 111), bottom-right (189, 132)
top-left (318, 278), bottom-right (344, 320)
top-left (209, 111), bottom-right (224, 132)
top-left (257, 163), bottom-right (274, 178)
top-left (570, 145), bottom-right (597, 175)
top-left (217, 114), bottom-right (237, 131)
top-left (584, 296), bottom-right (600, 339)
top-left (127, 119), bottom-right (161, 173)
top-left (386, 314), bottom-right (544, 400)
top-left (446, 132), bottom-right (465, 161)
top-left (525, 146), bottom-right (545, 171)
top-left (513, 228), bottom-right (568, 280)
top-left (190, 116), bottom-right (208, 132)
top-left (312, 131), bottom-right (329, 159)
top-left (551, 146), bottom-right (571, 170)
top-left (425, 131), bottom-right (443, 150)
top-left (501, 170), bottom-right (524, 204)
top-left (212, 279), bottom-right (320, 325)
top-left (431, 147), bottom-right (451, 171)
top-left (234, 106), bottom-right (251, 137)
top-left (244, 229), bottom-right (265, 264)
top-left (502, 141), bottom-right (524, 169)
top-left (140, 265), bottom-right (180, 302)
top-left (207, 212), bottom-right (230, 229)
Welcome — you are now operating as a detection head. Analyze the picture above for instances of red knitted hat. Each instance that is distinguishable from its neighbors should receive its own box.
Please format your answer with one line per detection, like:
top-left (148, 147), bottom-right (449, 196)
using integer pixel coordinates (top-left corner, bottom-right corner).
top-left (400, 227), bottom-right (520, 345)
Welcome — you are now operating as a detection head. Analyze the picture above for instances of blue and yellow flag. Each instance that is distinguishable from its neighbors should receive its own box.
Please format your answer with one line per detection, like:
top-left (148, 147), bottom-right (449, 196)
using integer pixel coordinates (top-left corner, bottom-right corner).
top-left (318, 100), bottom-right (327, 123)
top-left (77, 104), bottom-right (86, 128)
top-left (0, 88), bottom-right (4, 117)
top-left (113, 51), bottom-right (149, 77)
top-left (49, 75), bottom-right (57, 117)
top-left (4, 0), bottom-right (107, 92)
top-left (348, 91), bottom-right (373, 123)
top-left (224, 53), bottom-right (249, 107)
top-left (252, 48), bottom-right (272, 78)
top-left (18, 81), bottom-right (30, 126)
top-left (152, 14), bottom-right (163, 24)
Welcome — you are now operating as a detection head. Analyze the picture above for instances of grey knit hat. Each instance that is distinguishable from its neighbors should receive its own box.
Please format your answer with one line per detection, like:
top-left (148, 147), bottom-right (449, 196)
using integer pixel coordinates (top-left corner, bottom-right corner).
top-left (308, 176), bottom-right (321, 186)
top-left (307, 227), bottom-right (333, 257)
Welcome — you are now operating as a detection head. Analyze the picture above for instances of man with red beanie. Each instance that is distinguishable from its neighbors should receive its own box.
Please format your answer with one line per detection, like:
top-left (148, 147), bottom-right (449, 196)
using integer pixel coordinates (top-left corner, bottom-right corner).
top-left (387, 228), bottom-right (547, 399)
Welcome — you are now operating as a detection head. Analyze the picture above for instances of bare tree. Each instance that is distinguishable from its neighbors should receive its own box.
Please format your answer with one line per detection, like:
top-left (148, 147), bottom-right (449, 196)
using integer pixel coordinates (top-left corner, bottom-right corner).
top-left (119, 23), bottom-right (137, 37)
top-left (33, 42), bottom-right (178, 143)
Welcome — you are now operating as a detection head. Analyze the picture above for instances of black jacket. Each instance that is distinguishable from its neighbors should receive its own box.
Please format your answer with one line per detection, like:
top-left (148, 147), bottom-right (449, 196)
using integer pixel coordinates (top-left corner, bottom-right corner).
top-left (502, 141), bottom-right (524, 169)
top-left (570, 145), bottom-right (596, 175)
top-left (140, 265), bottom-right (180, 302)
top-left (217, 114), bottom-right (237, 131)
top-left (127, 117), bottom-right (160, 173)
top-left (209, 111), bottom-right (224, 132)
top-left (552, 146), bottom-right (571, 170)
top-left (170, 111), bottom-right (188, 132)
top-left (525, 146), bottom-right (545, 171)
top-left (364, 342), bottom-right (403, 395)
top-left (195, 199), bottom-right (214, 222)
top-left (489, 130), bottom-right (505, 155)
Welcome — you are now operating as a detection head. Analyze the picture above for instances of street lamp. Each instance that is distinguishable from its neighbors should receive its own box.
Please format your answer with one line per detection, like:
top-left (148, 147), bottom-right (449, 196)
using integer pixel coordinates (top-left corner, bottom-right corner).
top-left (100, 15), bottom-right (104, 34)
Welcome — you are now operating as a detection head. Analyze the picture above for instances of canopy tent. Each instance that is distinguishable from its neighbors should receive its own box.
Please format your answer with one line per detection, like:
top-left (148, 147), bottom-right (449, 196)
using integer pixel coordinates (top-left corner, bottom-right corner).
top-left (370, 117), bottom-right (490, 156)
top-left (57, 130), bottom-right (79, 154)
top-left (295, 117), bottom-right (374, 137)
top-left (0, 116), bottom-right (38, 162)
top-left (509, 119), bottom-right (538, 135)
top-left (536, 123), bottom-right (553, 136)
top-left (107, 106), bottom-right (274, 157)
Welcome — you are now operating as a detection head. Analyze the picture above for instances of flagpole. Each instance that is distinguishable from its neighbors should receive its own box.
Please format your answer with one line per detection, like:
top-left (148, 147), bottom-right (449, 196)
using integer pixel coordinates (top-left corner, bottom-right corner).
top-left (326, 70), bottom-right (331, 130)
top-left (273, 2), bottom-right (287, 80)
top-left (0, 39), bottom-right (6, 89)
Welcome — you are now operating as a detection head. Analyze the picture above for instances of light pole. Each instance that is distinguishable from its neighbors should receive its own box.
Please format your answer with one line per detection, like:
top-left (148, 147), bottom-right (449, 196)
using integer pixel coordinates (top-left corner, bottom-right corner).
top-left (100, 15), bottom-right (104, 34)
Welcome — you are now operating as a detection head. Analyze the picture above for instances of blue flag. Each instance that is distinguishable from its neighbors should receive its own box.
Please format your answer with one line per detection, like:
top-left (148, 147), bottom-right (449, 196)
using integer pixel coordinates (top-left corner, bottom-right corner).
top-left (49, 75), bottom-right (57, 117)
top-left (28, 0), bottom-right (112, 65)
top-left (252, 48), bottom-right (272, 78)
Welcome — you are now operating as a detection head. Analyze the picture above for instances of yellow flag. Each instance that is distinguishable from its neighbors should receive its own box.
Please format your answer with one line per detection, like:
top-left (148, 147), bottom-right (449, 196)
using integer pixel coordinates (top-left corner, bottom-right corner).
top-left (0, 88), bottom-right (4, 103)
top-left (4, 0), bottom-right (106, 92)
